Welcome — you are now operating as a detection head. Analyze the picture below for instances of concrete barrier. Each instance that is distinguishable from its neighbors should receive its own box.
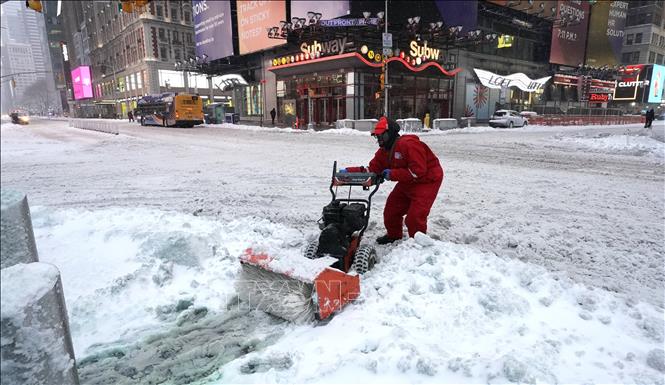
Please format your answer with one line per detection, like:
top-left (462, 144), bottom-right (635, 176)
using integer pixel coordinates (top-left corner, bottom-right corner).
top-left (335, 119), bottom-right (355, 129)
top-left (354, 119), bottom-right (378, 131)
top-left (1, 190), bottom-right (39, 269)
top-left (433, 118), bottom-right (458, 130)
top-left (459, 117), bottom-right (476, 128)
top-left (397, 118), bottom-right (423, 132)
top-left (1, 263), bottom-right (79, 385)
top-left (68, 119), bottom-right (119, 135)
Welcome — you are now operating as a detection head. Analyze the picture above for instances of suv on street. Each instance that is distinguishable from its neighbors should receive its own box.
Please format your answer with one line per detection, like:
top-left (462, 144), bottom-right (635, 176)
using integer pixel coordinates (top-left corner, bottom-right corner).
top-left (489, 110), bottom-right (527, 128)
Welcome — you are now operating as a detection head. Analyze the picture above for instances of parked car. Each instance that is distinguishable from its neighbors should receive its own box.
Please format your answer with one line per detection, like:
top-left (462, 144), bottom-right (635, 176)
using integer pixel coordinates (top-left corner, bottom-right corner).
top-left (9, 111), bottom-right (29, 125)
top-left (489, 110), bottom-right (527, 128)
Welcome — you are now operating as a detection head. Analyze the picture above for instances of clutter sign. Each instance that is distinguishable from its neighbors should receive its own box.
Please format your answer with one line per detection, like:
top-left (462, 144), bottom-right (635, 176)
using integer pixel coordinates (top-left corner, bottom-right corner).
top-left (473, 68), bottom-right (551, 92)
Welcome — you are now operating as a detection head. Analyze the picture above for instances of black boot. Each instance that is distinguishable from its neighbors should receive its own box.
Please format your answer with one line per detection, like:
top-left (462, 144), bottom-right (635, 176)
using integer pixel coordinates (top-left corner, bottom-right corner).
top-left (376, 234), bottom-right (399, 245)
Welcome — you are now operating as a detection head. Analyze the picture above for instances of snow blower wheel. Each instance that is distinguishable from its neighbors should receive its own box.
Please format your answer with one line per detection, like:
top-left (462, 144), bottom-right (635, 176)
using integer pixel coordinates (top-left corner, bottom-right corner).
top-left (352, 244), bottom-right (377, 274)
top-left (304, 241), bottom-right (319, 259)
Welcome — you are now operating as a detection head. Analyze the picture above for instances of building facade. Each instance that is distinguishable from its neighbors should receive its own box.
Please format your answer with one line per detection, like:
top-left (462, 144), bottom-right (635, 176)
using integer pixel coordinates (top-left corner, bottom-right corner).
top-left (620, 1), bottom-right (665, 66)
top-left (0, 0), bottom-right (59, 114)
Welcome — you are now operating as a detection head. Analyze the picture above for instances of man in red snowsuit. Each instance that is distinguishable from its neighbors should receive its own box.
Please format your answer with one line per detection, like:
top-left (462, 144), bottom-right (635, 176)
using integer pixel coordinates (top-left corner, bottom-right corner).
top-left (346, 117), bottom-right (444, 244)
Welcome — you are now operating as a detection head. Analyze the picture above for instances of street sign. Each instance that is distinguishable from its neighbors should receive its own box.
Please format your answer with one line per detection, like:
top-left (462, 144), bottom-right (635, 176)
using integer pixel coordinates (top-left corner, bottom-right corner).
top-left (382, 33), bottom-right (393, 48)
top-left (382, 48), bottom-right (392, 56)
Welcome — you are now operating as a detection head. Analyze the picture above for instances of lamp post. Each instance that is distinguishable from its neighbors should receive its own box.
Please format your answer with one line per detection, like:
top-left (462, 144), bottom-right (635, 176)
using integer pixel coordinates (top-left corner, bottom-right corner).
top-left (383, 0), bottom-right (389, 117)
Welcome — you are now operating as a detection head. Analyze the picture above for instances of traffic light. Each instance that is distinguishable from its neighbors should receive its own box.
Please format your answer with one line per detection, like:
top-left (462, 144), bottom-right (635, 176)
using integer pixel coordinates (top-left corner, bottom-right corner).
top-left (25, 0), bottom-right (42, 13)
top-left (120, 1), bottom-right (134, 13)
top-left (379, 73), bottom-right (385, 91)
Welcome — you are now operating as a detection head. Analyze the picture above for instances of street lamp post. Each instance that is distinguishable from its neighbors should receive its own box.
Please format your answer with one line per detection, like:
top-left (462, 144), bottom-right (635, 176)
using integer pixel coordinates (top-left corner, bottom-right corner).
top-left (383, 0), bottom-right (389, 117)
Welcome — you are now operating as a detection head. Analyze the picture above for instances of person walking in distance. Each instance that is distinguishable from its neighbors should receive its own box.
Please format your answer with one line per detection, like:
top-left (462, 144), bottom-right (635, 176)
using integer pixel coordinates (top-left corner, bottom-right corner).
top-left (343, 117), bottom-right (444, 244)
top-left (128, 110), bottom-right (134, 123)
top-left (270, 107), bottom-right (276, 126)
top-left (645, 108), bottom-right (655, 129)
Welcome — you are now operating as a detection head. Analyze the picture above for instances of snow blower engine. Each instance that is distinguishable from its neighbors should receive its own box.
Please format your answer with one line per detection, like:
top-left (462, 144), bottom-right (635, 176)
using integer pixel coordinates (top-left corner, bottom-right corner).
top-left (238, 161), bottom-right (382, 322)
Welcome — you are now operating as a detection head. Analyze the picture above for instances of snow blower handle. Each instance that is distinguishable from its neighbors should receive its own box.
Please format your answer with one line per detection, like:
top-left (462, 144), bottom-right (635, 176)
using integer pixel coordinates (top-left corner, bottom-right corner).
top-left (331, 163), bottom-right (382, 188)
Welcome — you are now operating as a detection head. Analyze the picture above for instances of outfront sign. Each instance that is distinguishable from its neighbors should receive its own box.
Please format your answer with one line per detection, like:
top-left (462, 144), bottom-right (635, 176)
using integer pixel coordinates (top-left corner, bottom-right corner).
top-left (473, 68), bottom-right (550, 92)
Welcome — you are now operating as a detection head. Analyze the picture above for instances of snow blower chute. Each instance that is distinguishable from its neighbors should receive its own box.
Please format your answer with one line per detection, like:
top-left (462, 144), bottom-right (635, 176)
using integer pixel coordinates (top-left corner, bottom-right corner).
top-left (238, 161), bottom-right (382, 322)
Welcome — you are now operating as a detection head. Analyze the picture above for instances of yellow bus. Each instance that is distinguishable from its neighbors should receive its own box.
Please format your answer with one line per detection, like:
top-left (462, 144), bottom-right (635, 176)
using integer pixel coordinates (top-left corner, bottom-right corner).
top-left (137, 93), bottom-right (204, 128)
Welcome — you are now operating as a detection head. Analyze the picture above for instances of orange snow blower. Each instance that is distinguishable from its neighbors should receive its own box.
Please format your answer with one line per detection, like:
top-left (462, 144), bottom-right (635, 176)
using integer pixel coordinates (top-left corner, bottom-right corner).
top-left (238, 162), bottom-right (382, 322)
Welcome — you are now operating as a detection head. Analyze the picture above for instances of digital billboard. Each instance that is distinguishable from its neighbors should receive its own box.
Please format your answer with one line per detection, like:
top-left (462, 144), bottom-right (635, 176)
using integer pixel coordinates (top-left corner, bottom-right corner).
top-left (71, 66), bottom-right (93, 100)
top-left (237, 0), bottom-right (286, 55)
top-left (585, 0), bottom-right (628, 67)
top-left (192, 0), bottom-right (233, 61)
top-left (435, 0), bottom-right (477, 35)
top-left (291, 0), bottom-right (349, 21)
top-left (648, 64), bottom-right (665, 104)
top-left (549, 0), bottom-right (590, 66)
top-left (613, 65), bottom-right (649, 101)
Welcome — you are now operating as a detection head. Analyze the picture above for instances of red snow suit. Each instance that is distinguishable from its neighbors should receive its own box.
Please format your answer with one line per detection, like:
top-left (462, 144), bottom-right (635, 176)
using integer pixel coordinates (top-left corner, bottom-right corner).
top-left (351, 135), bottom-right (444, 238)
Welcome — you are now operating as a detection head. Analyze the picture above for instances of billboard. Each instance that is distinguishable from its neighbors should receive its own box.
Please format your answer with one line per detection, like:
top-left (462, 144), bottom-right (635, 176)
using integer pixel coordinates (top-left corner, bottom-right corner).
top-left (648, 64), bottom-right (665, 104)
top-left (291, 0), bottom-right (349, 21)
top-left (585, 0), bottom-right (628, 67)
top-left (71, 66), bottom-right (93, 100)
top-left (237, 0), bottom-right (286, 55)
top-left (435, 0), bottom-right (477, 35)
top-left (549, 0), bottom-right (590, 66)
top-left (192, 0), bottom-right (233, 61)
top-left (613, 65), bottom-right (649, 101)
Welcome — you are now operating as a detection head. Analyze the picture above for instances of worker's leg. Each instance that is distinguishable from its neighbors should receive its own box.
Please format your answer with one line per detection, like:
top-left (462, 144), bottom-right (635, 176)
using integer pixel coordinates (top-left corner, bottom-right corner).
top-left (383, 184), bottom-right (411, 239)
top-left (404, 180), bottom-right (442, 237)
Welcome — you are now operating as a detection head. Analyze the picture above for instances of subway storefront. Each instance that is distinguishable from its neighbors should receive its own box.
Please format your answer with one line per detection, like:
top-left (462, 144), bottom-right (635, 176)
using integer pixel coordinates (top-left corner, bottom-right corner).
top-left (269, 38), bottom-right (459, 128)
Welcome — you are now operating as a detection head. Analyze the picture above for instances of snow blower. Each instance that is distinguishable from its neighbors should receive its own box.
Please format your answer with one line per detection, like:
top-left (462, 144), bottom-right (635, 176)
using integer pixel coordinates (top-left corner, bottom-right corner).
top-left (237, 161), bottom-right (382, 322)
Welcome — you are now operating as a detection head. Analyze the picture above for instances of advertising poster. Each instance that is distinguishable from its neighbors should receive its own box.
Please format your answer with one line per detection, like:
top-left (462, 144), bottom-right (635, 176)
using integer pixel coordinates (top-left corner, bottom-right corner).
top-left (613, 65), bottom-right (648, 101)
top-left (464, 83), bottom-right (500, 120)
top-left (435, 0), bottom-right (477, 34)
top-left (192, 0), bottom-right (233, 61)
top-left (72, 66), bottom-right (93, 100)
top-left (648, 64), bottom-right (665, 104)
top-left (585, 0), bottom-right (628, 67)
top-left (291, 0), bottom-right (349, 21)
top-left (549, 0), bottom-right (590, 66)
top-left (237, 0), bottom-right (286, 55)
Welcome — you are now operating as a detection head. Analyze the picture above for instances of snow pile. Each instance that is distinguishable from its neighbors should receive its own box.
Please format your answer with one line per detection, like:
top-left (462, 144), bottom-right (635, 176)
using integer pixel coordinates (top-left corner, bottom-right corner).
top-left (28, 207), bottom-right (665, 384)
top-left (556, 133), bottom-right (665, 158)
top-left (221, 235), bottom-right (664, 384)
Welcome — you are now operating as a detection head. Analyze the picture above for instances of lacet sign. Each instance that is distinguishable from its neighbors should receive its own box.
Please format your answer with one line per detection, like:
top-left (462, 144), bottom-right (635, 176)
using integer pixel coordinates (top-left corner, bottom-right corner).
top-left (474, 68), bottom-right (551, 92)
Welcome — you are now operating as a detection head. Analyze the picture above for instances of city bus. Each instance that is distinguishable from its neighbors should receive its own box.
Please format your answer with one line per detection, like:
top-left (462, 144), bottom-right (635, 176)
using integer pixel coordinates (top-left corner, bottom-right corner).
top-left (137, 93), bottom-right (204, 128)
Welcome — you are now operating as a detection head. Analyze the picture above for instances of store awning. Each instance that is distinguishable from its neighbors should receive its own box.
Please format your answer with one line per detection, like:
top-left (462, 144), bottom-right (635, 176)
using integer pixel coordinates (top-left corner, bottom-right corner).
top-left (268, 52), bottom-right (462, 77)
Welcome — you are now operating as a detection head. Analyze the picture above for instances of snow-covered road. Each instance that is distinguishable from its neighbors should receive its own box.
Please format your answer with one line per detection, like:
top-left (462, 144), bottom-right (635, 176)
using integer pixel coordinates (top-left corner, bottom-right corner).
top-left (1, 117), bottom-right (663, 384)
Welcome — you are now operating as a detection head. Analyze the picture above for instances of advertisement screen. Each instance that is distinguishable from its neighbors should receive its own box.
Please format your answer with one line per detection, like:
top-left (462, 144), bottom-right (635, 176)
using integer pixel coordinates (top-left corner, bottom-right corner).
top-left (549, 0), bottom-right (590, 66)
top-left (585, 1), bottom-right (628, 67)
top-left (291, 0), bottom-right (349, 21)
top-left (237, 0), bottom-right (286, 55)
top-left (648, 64), bottom-right (665, 104)
top-left (613, 65), bottom-right (648, 101)
top-left (435, 0), bottom-right (477, 34)
top-left (71, 66), bottom-right (93, 100)
top-left (193, 0), bottom-right (233, 61)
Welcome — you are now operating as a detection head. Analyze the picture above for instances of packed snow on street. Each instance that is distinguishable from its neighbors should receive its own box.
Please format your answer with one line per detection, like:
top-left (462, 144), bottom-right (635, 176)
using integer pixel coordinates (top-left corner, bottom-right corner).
top-left (1, 117), bottom-right (663, 384)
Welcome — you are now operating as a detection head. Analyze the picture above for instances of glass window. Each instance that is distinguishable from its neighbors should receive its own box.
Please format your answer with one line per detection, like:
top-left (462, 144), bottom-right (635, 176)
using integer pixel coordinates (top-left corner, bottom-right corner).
top-left (631, 51), bottom-right (640, 63)
top-left (626, 34), bottom-right (633, 45)
top-left (160, 46), bottom-right (168, 60)
top-left (171, 8), bottom-right (178, 22)
top-left (158, 28), bottom-right (165, 40)
top-left (649, 51), bottom-right (656, 63)
top-left (136, 72), bottom-right (142, 90)
top-left (635, 33), bottom-right (643, 44)
top-left (622, 52), bottom-right (631, 63)
top-left (156, 5), bottom-right (163, 18)
top-left (658, 54), bottom-right (664, 65)
top-left (184, 11), bottom-right (191, 23)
